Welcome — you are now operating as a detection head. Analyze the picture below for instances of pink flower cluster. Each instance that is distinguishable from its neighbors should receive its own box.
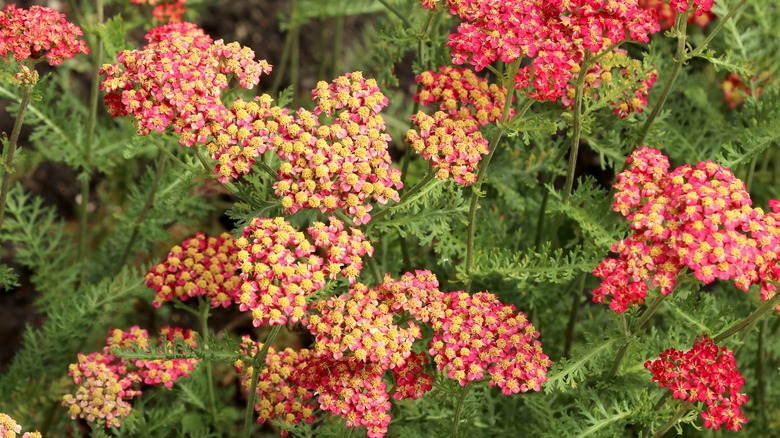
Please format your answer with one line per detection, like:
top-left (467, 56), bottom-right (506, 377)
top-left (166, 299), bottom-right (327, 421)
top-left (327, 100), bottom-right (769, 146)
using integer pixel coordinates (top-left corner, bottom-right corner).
top-left (235, 270), bottom-right (545, 437)
top-left (645, 336), bottom-right (747, 431)
top-left (100, 22), bottom-right (271, 141)
top-left (424, 0), bottom-right (660, 101)
top-left (0, 5), bottom-right (89, 66)
top-left (145, 232), bottom-right (239, 308)
top-left (406, 67), bottom-right (512, 184)
top-left (376, 271), bottom-right (551, 394)
top-left (640, 0), bottom-right (715, 29)
top-left (270, 72), bottom-right (403, 224)
top-left (63, 326), bottom-right (198, 427)
top-left (235, 339), bottom-right (316, 436)
top-left (235, 216), bottom-right (373, 326)
top-left (562, 49), bottom-right (657, 119)
top-left (130, 0), bottom-right (187, 23)
top-left (722, 73), bottom-right (765, 109)
top-left (594, 147), bottom-right (780, 312)
top-left (0, 413), bottom-right (41, 438)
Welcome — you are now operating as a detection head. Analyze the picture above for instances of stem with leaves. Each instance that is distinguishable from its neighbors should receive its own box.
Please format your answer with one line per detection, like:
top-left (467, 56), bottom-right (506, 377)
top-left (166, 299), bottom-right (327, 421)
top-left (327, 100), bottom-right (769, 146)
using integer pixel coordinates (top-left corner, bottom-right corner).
top-left (198, 298), bottom-right (218, 419)
top-left (561, 51), bottom-right (591, 206)
top-left (653, 401), bottom-right (693, 437)
top-left (0, 83), bottom-right (32, 232)
top-left (242, 324), bottom-right (282, 438)
top-left (451, 383), bottom-right (471, 438)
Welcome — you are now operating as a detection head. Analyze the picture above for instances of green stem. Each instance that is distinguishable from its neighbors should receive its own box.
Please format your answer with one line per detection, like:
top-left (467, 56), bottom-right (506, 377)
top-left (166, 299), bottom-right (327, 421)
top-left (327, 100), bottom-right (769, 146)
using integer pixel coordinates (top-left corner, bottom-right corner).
top-left (688, 0), bottom-right (750, 58)
top-left (609, 293), bottom-right (668, 378)
top-left (638, 13), bottom-right (688, 145)
top-left (199, 298), bottom-right (218, 419)
top-left (242, 325), bottom-right (282, 438)
top-left (465, 74), bottom-right (526, 279)
top-left (563, 274), bottom-right (586, 358)
top-left (653, 401), bottom-right (693, 438)
top-left (561, 52), bottom-right (591, 206)
top-left (607, 313), bottom-right (631, 378)
top-left (78, 0), bottom-right (105, 283)
top-left (377, 0), bottom-right (415, 30)
top-left (713, 292), bottom-right (780, 343)
top-left (635, 292), bottom-right (668, 332)
top-left (117, 155), bottom-right (167, 269)
top-left (0, 84), bottom-right (32, 232)
top-left (367, 255), bottom-right (383, 284)
top-left (755, 320), bottom-right (767, 426)
top-left (270, 0), bottom-right (299, 96)
top-left (451, 383), bottom-right (471, 438)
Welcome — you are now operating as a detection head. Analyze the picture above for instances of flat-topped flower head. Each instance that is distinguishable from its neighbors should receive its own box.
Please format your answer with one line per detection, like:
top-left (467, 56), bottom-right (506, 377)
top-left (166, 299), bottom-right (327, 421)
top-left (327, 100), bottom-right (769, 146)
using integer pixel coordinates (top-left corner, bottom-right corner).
top-left (236, 337), bottom-right (316, 435)
top-left (594, 147), bottom-right (780, 312)
top-left (0, 413), bottom-right (41, 438)
top-left (430, 0), bottom-right (660, 102)
top-left (645, 336), bottom-right (747, 431)
top-left (100, 23), bottom-right (271, 145)
top-left (234, 217), bottom-right (326, 326)
top-left (308, 217), bottom-right (374, 282)
top-left (0, 4), bottom-right (89, 66)
top-left (145, 232), bottom-right (240, 308)
top-left (270, 72), bottom-right (403, 224)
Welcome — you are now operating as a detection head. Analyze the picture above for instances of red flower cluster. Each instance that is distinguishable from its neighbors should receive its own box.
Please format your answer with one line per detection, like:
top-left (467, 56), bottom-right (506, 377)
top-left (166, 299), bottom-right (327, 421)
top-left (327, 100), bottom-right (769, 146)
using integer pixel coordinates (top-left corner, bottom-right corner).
top-left (640, 0), bottom-right (715, 29)
top-left (562, 48), bottom-right (657, 119)
top-left (594, 148), bottom-right (780, 312)
top-left (721, 73), bottom-right (765, 109)
top-left (406, 67), bottom-right (513, 184)
top-left (63, 326), bottom-right (198, 427)
top-left (424, 0), bottom-right (660, 101)
top-left (645, 336), bottom-right (747, 431)
top-left (0, 5), bottom-right (89, 66)
top-left (100, 23), bottom-right (272, 142)
top-left (130, 0), bottom-right (187, 23)
top-left (145, 232), bottom-right (239, 308)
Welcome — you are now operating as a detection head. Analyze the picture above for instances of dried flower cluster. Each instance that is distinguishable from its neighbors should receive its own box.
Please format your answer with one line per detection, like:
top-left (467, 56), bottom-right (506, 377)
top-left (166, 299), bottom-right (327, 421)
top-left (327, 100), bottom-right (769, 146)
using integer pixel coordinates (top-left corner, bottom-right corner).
top-left (562, 49), bottom-right (657, 118)
top-left (594, 147), bottom-right (780, 312)
top-left (145, 232), bottom-right (239, 308)
top-left (424, 0), bottom-right (659, 101)
top-left (0, 413), bottom-right (40, 438)
top-left (645, 336), bottom-right (748, 431)
top-left (406, 67), bottom-right (513, 184)
top-left (0, 5), bottom-right (89, 67)
top-left (63, 326), bottom-right (198, 427)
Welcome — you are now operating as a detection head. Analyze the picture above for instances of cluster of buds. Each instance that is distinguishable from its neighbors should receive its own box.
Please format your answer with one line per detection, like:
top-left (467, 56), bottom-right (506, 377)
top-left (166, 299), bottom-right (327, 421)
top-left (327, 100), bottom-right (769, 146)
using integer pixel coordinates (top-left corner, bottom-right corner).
top-left (0, 413), bottom-right (41, 438)
top-left (63, 326), bottom-right (198, 427)
top-left (562, 49), bottom-right (657, 119)
top-left (100, 23), bottom-right (271, 142)
top-left (145, 232), bottom-right (239, 308)
top-left (0, 4), bottom-right (89, 67)
top-left (645, 336), bottom-right (747, 431)
top-left (640, 0), bottom-right (715, 30)
top-left (130, 0), bottom-right (187, 23)
top-left (270, 72), bottom-right (403, 224)
top-left (236, 338), bottom-right (317, 435)
top-left (594, 147), bottom-right (780, 312)
top-left (424, 0), bottom-right (659, 102)
top-left (406, 67), bottom-right (513, 184)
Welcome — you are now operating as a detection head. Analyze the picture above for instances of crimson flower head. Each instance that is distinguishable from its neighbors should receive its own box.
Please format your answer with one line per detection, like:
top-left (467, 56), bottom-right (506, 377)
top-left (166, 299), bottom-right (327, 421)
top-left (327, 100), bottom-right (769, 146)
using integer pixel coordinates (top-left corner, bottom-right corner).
top-left (0, 5), bottom-right (89, 66)
top-left (645, 336), bottom-right (748, 431)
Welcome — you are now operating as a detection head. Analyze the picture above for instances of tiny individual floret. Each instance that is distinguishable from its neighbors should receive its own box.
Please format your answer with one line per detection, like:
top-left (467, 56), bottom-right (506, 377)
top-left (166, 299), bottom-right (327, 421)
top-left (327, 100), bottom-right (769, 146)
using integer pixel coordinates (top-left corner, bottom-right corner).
top-left (645, 336), bottom-right (747, 431)
top-left (594, 147), bottom-right (780, 312)
top-left (0, 413), bottom-right (42, 438)
top-left (0, 4), bottom-right (89, 66)
top-left (236, 337), bottom-right (316, 435)
top-left (234, 217), bottom-right (326, 326)
top-left (145, 232), bottom-right (240, 308)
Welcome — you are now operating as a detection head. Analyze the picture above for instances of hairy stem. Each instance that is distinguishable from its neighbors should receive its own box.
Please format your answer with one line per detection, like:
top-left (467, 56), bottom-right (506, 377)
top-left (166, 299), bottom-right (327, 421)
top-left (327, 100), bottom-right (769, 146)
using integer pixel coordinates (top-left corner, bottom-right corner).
top-left (0, 84), bottom-right (32, 232)
top-left (465, 75), bottom-right (526, 280)
top-left (713, 292), bottom-right (780, 343)
top-left (638, 13), bottom-right (688, 145)
top-left (117, 155), bottom-right (167, 269)
top-left (78, 0), bottom-right (105, 283)
top-left (270, 0), bottom-right (299, 96)
top-left (653, 401), bottom-right (693, 438)
top-left (199, 298), bottom-right (218, 419)
top-left (561, 53), bottom-right (590, 206)
top-left (242, 325), bottom-right (282, 438)
top-left (451, 383), bottom-right (472, 438)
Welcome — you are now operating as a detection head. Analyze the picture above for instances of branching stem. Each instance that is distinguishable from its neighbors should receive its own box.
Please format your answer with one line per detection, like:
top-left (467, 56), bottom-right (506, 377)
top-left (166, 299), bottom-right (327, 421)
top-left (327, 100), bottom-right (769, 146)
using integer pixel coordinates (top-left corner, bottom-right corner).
top-left (242, 325), bottom-right (282, 438)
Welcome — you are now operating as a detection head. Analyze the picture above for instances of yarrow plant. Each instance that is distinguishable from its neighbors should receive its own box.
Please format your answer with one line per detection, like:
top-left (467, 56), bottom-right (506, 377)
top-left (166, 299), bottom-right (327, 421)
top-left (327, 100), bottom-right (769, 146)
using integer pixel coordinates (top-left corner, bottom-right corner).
top-left (1, 0), bottom-right (779, 437)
